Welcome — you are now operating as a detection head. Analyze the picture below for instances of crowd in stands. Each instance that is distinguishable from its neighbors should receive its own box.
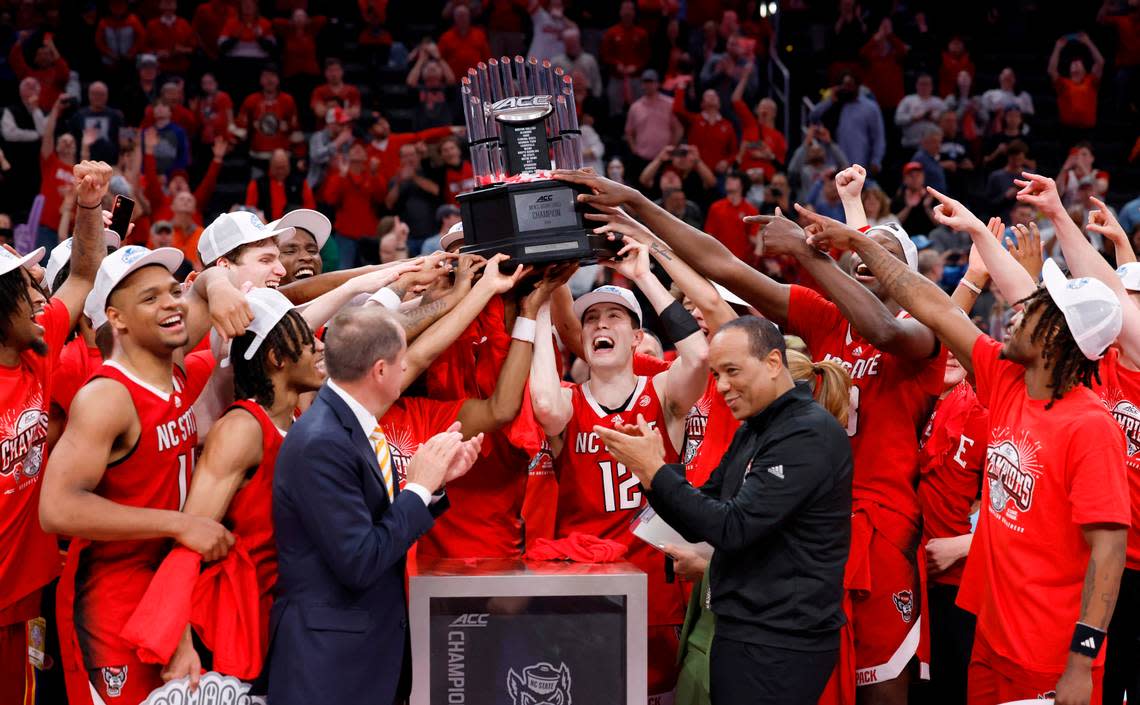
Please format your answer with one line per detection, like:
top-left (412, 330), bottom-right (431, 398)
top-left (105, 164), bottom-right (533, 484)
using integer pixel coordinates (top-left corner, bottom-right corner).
top-left (0, 0), bottom-right (1137, 337)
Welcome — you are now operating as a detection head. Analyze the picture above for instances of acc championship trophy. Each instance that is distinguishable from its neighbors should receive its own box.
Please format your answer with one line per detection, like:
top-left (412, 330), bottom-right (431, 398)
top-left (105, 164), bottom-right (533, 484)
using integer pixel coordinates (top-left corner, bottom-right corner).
top-left (457, 56), bottom-right (610, 264)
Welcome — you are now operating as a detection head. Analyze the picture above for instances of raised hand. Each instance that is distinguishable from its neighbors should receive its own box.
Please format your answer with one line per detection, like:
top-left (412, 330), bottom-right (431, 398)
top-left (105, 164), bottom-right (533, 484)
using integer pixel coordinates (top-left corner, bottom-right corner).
top-left (521, 262), bottom-right (578, 316)
top-left (1007, 222), bottom-right (1044, 280)
top-left (352, 257), bottom-right (424, 294)
top-left (474, 252), bottom-right (530, 295)
top-left (928, 187), bottom-right (986, 234)
top-left (795, 204), bottom-right (864, 252)
top-left (602, 236), bottom-right (651, 280)
top-left (584, 205), bottom-right (656, 245)
top-left (744, 207), bottom-right (809, 257)
top-left (73, 160), bottom-right (113, 208)
top-left (1087, 196), bottom-right (1129, 247)
top-left (1013, 172), bottom-right (1064, 218)
top-left (835, 164), bottom-right (866, 202)
top-left (552, 169), bottom-right (642, 209)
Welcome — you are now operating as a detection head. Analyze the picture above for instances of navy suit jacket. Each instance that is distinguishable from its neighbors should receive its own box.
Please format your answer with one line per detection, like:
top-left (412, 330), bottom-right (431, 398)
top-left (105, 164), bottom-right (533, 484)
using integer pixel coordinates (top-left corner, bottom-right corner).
top-left (268, 384), bottom-right (447, 705)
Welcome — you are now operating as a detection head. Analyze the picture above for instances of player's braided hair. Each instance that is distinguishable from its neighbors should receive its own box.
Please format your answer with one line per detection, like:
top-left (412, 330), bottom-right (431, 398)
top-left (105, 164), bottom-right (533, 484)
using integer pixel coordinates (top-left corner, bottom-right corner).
top-left (1019, 288), bottom-right (1101, 410)
top-left (231, 309), bottom-right (315, 408)
top-left (0, 267), bottom-right (38, 346)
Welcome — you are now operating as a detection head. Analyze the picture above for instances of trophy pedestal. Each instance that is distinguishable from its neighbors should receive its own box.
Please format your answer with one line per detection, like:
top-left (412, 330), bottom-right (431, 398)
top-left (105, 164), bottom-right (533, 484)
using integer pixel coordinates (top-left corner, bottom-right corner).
top-left (458, 179), bottom-right (613, 266)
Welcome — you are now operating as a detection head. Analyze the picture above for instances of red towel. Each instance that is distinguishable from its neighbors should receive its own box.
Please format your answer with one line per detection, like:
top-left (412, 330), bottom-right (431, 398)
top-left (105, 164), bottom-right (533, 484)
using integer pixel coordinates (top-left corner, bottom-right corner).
top-left (528, 532), bottom-right (627, 563)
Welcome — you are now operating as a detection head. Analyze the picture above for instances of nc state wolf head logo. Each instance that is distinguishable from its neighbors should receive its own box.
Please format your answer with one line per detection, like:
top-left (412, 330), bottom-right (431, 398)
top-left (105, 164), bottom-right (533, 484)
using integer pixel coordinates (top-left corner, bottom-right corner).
top-left (507, 662), bottom-right (571, 705)
top-left (102, 665), bottom-right (128, 697)
top-left (892, 590), bottom-right (914, 624)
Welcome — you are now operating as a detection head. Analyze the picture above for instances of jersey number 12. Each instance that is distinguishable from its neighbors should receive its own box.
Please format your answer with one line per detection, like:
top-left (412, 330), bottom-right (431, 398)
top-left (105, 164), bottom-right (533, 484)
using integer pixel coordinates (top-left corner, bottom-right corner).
top-left (598, 460), bottom-right (641, 512)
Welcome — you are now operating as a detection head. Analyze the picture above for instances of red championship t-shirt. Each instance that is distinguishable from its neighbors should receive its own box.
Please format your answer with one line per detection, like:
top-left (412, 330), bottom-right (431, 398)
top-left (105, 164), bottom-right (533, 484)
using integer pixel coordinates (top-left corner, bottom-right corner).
top-left (236, 91), bottom-right (298, 156)
top-left (682, 375), bottom-right (740, 488)
top-left (555, 377), bottom-right (686, 626)
top-left (786, 285), bottom-right (945, 525)
top-left (1093, 347), bottom-right (1140, 570)
top-left (0, 298), bottom-right (70, 623)
top-left (74, 353), bottom-right (216, 667)
top-left (957, 336), bottom-right (1129, 673)
top-left (917, 381), bottom-right (988, 585)
top-left (51, 338), bottom-right (104, 416)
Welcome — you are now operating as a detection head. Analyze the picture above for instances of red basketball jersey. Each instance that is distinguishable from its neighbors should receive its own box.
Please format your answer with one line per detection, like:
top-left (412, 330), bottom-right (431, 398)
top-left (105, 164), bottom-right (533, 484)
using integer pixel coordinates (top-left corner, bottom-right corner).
top-left (1094, 347), bottom-right (1140, 570)
top-left (555, 377), bottom-right (685, 626)
top-left (74, 353), bottom-right (215, 667)
top-left (787, 285), bottom-right (945, 526)
top-left (682, 375), bottom-right (740, 488)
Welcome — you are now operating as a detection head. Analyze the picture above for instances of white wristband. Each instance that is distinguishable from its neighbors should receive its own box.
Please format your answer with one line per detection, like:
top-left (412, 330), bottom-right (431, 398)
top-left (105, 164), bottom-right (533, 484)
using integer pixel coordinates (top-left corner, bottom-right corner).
top-left (512, 316), bottom-right (537, 343)
top-left (368, 287), bottom-right (403, 311)
top-left (958, 277), bottom-right (983, 295)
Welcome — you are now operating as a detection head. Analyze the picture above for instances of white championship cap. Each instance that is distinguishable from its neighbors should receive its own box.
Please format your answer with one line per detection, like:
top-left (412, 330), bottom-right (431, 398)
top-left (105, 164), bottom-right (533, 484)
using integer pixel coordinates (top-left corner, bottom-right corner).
top-left (573, 285), bottom-right (643, 325)
top-left (268, 208), bottom-right (331, 250)
top-left (713, 281), bottom-right (749, 307)
top-left (440, 221), bottom-right (464, 252)
top-left (198, 211), bottom-right (294, 266)
top-left (1041, 258), bottom-right (1122, 360)
top-left (44, 230), bottom-right (122, 293)
top-left (866, 221), bottom-right (918, 271)
top-left (0, 245), bottom-right (45, 278)
top-left (241, 287), bottom-right (296, 360)
top-left (1117, 262), bottom-right (1140, 292)
top-left (83, 245), bottom-right (184, 329)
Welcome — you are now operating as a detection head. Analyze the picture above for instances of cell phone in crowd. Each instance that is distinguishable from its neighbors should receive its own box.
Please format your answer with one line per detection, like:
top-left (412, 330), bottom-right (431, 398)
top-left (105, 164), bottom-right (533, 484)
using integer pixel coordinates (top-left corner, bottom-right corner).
top-left (109, 195), bottom-right (135, 240)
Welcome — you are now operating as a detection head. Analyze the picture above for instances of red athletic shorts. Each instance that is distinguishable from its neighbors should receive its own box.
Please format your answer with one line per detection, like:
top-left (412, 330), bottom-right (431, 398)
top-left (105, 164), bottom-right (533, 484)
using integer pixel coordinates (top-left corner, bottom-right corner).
top-left (648, 624), bottom-right (680, 703)
top-left (968, 634), bottom-right (1103, 705)
top-left (850, 513), bottom-right (921, 687)
top-left (0, 589), bottom-right (42, 705)
top-left (88, 660), bottom-right (164, 703)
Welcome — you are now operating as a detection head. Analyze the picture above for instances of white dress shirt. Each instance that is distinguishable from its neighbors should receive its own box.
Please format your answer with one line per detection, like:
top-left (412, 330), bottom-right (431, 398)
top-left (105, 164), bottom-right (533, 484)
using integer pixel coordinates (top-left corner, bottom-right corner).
top-left (326, 379), bottom-right (432, 506)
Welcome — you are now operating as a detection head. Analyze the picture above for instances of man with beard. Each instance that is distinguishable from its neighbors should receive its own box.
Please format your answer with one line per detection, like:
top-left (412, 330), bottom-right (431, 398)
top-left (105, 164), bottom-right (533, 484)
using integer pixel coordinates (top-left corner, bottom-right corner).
top-left (0, 161), bottom-right (107, 705)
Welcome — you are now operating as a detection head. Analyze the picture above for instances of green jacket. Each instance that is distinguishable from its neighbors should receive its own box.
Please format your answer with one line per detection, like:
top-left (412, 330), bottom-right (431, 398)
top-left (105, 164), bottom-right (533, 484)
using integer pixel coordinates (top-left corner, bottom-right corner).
top-left (675, 567), bottom-right (715, 705)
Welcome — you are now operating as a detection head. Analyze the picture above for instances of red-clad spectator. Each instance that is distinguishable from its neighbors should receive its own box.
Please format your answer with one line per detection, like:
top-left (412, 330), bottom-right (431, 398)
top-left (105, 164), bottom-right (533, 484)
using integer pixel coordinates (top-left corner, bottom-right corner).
top-left (36, 97), bottom-right (76, 248)
top-left (672, 86), bottom-right (738, 174)
top-left (192, 0), bottom-right (237, 61)
top-left (1097, 0), bottom-right (1140, 110)
top-left (938, 36), bottom-right (974, 98)
top-left (438, 136), bottom-right (474, 206)
top-left (272, 9), bottom-right (326, 87)
top-left (366, 112), bottom-right (456, 185)
top-left (245, 148), bottom-right (317, 221)
top-left (600, 1), bottom-right (652, 113)
top-left (323, 141), bottom-right (387, 269)
top-left (310, 58), bottom-right (362, 130)
top-left (859, 17), bottom-right (908, 109)
top-left (142, 80), bottom-right (199, 135)
top-left (8, 32), bottom-right (69, 109)
top-left (234, 64), bottom-right (302, 161)
top-left (437, 5), bottom-right (491, 80)
top-left (190, 72), bottom-right (235, 147)
top-left (218, 0), bottom-right (275, 59)
top-left (733, 71), bottom-right (787, 182)
top-left (143, 0), bottom-right (196, 75)
top-left (703, 171), bottom-right (758, 261)
top-left (96, 0), bottom-right (146, 72)
top-left (1048, 33), bottom-right (1105, 131)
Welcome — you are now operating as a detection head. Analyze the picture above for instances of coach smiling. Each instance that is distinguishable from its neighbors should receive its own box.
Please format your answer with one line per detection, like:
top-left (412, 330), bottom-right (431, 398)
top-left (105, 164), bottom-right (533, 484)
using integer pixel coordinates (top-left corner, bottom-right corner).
top-left (596, 316), bottom-right (853, 705)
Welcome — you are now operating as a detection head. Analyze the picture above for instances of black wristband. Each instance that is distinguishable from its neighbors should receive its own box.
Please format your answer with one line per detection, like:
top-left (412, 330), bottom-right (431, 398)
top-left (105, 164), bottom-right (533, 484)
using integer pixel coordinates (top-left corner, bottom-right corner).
top-left (1070, 622), bottom-right (1106, 658)
top-left (658, 300), bottom-right (701, 344)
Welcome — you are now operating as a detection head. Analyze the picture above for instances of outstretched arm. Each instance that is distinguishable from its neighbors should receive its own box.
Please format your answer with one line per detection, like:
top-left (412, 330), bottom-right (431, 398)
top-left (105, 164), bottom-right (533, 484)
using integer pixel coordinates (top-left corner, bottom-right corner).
top-left (553, 170), bottom-right (790, 321)
top-left (53, 161), bottom-right (113, 328)
top-left (803, 219), bottom-right (982, 372)
top-left (1087, 196), bottom-right (1135, 265)
top-left (529, 302), bottom-right (574, 437)
top-left (834, 164), bottom-right (869, 228)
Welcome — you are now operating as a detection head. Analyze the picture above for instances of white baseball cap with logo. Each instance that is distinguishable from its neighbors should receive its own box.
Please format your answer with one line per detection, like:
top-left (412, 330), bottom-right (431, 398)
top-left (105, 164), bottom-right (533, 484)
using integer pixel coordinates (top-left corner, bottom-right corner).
top-left (44, 230), bottom-right (122, 293)
top-left (440, 221), bottom-right (464, 251)
top-left (83, 245), bottom-right (184, 329)
top-left (1116, 262), bottom-right (1140, 292)
top-left (573, 285), bottom-right (643, 326)
top-left (241, 287), bottom-right (297, 360)
top-left (268, 209), bottom-right (331, 251)
top-left (1041, 258), bottom-right (1122, 360)
top-left (0, 246), bottom-right (45, 278)
top-left (866, 222), bottom-right (918, 271)
top-left (198, 211), bottom-right (295, 266)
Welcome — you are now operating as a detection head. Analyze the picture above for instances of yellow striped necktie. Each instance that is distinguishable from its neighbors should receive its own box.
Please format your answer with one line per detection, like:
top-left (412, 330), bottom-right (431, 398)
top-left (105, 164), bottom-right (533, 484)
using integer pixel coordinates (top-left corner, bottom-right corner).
top-left (369, 425), bottom-right (395, 501)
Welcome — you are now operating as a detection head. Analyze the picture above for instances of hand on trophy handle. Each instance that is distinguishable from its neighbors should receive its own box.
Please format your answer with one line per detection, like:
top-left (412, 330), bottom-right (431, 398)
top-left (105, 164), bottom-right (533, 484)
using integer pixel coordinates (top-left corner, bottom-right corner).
top-left (475, 253), bottom-right (531, 295)
top-left (603, 238), bottom-right (651, 280)
top-left (551, 169), bottom-right (640, 208)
